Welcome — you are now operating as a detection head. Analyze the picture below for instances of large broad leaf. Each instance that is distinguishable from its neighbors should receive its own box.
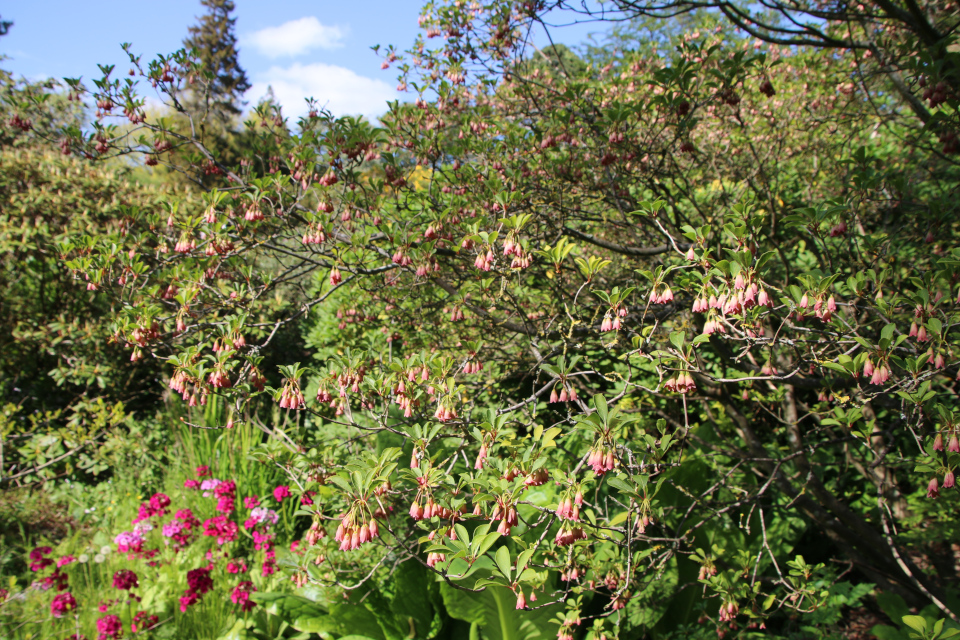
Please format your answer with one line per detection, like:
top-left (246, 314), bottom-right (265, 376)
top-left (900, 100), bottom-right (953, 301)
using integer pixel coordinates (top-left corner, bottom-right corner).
top-left (252, 592), bottom-right (329, 625)
top-left (251, 592), bottom-right (361, 637)
top-left (386, 558), bottom-right (445, 639)
top-left (214, 618), bottom-right (255, 640)
top-left (622, 556), bottom-right (679, 633)
top-left (876, 592), bottom-right (910, 625)
top-left (257, 559), bottom-right (443, 640)
top-left (324, 603), bottom-right (389, 640)
top-left (440, 577), bottom-right (561, 640)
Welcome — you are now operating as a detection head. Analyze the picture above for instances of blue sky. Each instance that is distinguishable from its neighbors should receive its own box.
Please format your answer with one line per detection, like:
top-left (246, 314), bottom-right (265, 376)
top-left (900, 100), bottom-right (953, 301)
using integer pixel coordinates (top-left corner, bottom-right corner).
top-left (1, 1), bottom-right (602, 121)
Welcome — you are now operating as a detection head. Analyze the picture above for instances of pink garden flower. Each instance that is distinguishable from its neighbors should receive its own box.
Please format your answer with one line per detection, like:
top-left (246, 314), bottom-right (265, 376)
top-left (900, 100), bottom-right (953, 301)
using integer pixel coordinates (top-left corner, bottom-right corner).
top-left (96, 614), bottom-right (123, 639)
top-left (252, 530), bottom-right (274, 551)
top-left (199, 478), bottom-right (222, 496)
top-left (112, 569), bottom-right (139, 591)
top-left (50, 592), bottom-right (77, 617)
top-left (243, 495), bottom-right (261, 509)
top-left (114, 530), bottom-right (144, 553)
top-left (28, 547), bottom-right (53, 572)
top-left (187, 567), bottom-right (213, 594)
top-left (131, 611), bottom-right (159, 633)
top-left (231, 581), bottom-right (257, 612)
top-left (214, 480), bottom-right (237, 514)
top-left (162, 509), bottom-right (200, 550)
top-left (262, 549), bottom-right (278, 576)
top-left (273, 485), bottom-right (291, 501)
top-left (132, 493), bottom-right (171, 523)
top-left (227, 559), bottom-right (248, 574)
top-left (180, 567), bottom-right (214, 612)
top-left (203, 516), bottom-right (239, 545)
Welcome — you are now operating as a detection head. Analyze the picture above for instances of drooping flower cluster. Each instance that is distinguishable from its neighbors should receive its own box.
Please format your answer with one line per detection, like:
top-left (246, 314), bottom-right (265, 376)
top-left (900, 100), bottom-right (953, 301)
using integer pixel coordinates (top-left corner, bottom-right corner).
top-left (491, 497), bottom-right (519, 535)
top-left (334, 510), bottom-right (380, 551)
top-left (555, 525), bottom-right (587, 547)
top-left (663, 370), bottom-right (697, 394)
top-left (549, 383), bottom-right (579, 403)
top-left (556, 490), bottom-right (583, 522)
top-left (588, 445), bottom-right (617, 476)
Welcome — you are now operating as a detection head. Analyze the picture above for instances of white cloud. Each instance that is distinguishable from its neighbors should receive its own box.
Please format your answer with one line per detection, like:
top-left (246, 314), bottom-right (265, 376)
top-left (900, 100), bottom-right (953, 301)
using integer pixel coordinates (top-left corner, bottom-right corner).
top-left (249, 63), bottom-right (398, 122)
top-left (245, 17), bottom-right (346, 58)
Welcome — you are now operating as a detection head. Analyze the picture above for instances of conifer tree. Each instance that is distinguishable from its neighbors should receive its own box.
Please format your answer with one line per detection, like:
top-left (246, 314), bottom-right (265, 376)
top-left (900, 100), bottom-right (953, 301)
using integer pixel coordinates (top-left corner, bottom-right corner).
top-left (182, 0), bottom-right (250, 121)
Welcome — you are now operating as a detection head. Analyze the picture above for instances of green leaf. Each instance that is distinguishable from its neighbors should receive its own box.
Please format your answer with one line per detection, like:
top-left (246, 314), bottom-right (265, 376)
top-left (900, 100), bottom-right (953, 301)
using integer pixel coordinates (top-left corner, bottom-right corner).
top-left (494, 546), bottom-right (512, 581)
top-left (515, 548), bottom-right (535, 577)
top-left (440, 580), bottom-right (562, 640)
top-left (607, 476), bottom-right (637, 496)
top-left (594, 395), bottom-right (609, 423)
top-left (669, 331), bottom-right (685, 351)
top-left (902, 615), bottom-right (928, 633)
top-left (881, 323), bottom-right (895, 342)
top-left (386, 560), bottom-right (442, 640)
top-left (475, 531), bottom-right (501, 557)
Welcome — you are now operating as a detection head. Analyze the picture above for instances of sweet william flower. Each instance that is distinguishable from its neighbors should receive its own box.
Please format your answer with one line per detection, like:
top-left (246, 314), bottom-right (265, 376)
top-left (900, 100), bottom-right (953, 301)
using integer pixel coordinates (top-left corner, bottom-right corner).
top-left (231, 581), bottom-right (256, 612)
top-left (131, 611), bottom-right (159, 633)
top-left (273, 485), bottom-right (291, 501)
top-left (186, 567), bottom-right (213, 595)
top-left (50, 592), bottom-right (77, 617)
top-left (29, 547), bottom-right (53, 572)
top-left (203, 516), bottom-right (239, 545)
top-left (112, 569), bottom-right (139, 591)
top-left (96, 614), bottom-right (123, 639)
top-left (227, 559), bottom-right (248, 574)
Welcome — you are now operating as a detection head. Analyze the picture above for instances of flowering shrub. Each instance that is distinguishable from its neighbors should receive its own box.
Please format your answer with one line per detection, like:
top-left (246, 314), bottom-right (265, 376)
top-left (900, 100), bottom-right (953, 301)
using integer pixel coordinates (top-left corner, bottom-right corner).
top-left (11, 0), bottom-right (960, 637)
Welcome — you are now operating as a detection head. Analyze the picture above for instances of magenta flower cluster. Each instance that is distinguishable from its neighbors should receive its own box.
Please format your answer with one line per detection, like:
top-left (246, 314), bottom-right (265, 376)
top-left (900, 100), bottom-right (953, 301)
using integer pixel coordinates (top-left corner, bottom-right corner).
top-left (33, 468), bottom-right (296, 634)
top-left (96, 614), bottom-right (122, 639)
top-left (179, 566), bottom-right (214, 611)
top-left (50, 592), bottom-right (76, 617)
top-left (112, 569), bottom-right (139, 591)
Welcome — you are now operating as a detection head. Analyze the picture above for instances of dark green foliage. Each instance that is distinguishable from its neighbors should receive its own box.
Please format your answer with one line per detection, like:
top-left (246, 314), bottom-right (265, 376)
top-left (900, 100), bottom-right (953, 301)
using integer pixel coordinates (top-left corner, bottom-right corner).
top-left (182, 0), bottom-right (250, 121)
